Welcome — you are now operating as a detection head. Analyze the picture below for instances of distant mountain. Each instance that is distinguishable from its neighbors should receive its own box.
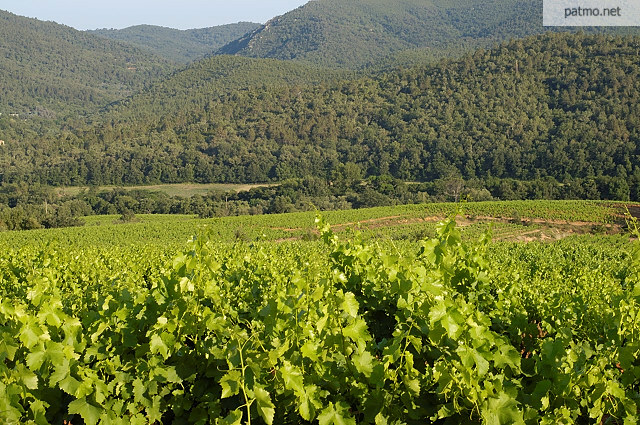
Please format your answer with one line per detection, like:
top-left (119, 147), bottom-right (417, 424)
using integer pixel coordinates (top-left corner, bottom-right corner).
top-left (216, 0), bottom-right (542, 68)
top-left (89, 23), bottom-right (261, 63)
top-left (4, 33), bottom-right (640, 188)
top-left (216, 0), bottom-right (638, 69)
top-left (0, 10), bottom-right (175, 117)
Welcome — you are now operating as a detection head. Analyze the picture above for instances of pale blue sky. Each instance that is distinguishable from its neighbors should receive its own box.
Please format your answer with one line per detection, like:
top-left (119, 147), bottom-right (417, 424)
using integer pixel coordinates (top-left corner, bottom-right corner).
top-left (0, 0), bottom-right (309, 30)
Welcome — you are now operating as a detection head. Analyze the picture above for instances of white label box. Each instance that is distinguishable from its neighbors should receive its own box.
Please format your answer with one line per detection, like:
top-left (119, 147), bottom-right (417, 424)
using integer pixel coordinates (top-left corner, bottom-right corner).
top-left (544, 0), bottom-right (640, 26)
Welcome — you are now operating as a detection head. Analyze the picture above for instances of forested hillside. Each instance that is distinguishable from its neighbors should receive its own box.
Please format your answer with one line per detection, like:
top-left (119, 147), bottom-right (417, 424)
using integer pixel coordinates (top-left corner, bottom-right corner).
top-left (89, 23), bottom-right (260, 63)
top-left (1, 33), bottom-right (638, 198)
top-left (104, 55), bottom-right (352, 119)
top-left (0, 10), bottom-right (175, 117)
top-left (217, 0), bottom-right (549, 68)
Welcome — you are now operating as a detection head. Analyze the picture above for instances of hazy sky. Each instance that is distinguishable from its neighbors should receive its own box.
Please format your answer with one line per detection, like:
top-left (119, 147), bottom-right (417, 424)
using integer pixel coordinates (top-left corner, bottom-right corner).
top-left (0, 0), bottom-right (309, 30)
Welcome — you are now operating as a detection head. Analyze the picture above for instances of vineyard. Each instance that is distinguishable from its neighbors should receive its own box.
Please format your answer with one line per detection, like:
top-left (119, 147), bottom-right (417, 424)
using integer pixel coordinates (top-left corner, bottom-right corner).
top-left (0, 200), bottom-right (629, 250)
top-left (1, 201), bottom-right (639, 424)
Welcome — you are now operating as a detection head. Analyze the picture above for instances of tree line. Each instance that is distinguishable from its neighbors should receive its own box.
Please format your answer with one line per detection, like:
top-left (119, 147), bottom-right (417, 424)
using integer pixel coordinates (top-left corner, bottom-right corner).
top-left (0, 172), bottom-right (631, 231)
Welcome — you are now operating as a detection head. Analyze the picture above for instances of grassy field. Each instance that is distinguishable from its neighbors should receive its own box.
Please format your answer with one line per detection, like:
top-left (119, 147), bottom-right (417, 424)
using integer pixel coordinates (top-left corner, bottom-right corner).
top-left (54, 182), bottom-right (277, 198)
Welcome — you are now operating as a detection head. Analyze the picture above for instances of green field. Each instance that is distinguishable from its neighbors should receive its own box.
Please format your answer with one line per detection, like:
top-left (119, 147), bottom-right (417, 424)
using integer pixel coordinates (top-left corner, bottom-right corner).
top-left (0, 200), bottom-right (639, 424)
top-left (55, 183), bottom-right (277, 198)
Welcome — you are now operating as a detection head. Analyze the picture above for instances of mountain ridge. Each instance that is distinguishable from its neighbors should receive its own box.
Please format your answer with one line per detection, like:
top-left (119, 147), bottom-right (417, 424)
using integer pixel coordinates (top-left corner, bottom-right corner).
top-left (89, 22), bottom-right (261, 63)
top-left (215, 0), bottom-right (640, 70)
top-left (216, 0), bottom-right (548, 68)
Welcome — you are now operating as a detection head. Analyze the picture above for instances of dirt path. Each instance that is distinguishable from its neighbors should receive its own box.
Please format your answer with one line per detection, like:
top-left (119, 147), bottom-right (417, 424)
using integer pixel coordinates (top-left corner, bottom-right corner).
top-left (270, 213), bottom-right (623, 243)
top-left (626, 205), bottom-right (640, 219)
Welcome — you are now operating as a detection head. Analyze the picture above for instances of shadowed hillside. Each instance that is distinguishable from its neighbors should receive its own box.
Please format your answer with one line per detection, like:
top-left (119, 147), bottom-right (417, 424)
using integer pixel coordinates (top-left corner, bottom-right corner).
top-left (90, 23), bottom-right (261, 63)
top-left (0, 9), bottom-right (175, 117)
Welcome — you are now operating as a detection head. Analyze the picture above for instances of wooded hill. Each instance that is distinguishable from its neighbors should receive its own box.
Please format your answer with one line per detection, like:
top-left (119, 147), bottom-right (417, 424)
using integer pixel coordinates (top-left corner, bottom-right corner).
top-left (0, 10), bottom-right (175, 117)
top-left (216, 0), bottom-right (640, 70)
top-left (89, 23), bottom-right (261, 63)
top-left (104, 55), bottom-right (353, 120)
top-left (217, 0), bottom-right (554, 69)
top-left (1, 0), bottom-right (637, 121)
top-left (2, 33), bottom-right (638, 196)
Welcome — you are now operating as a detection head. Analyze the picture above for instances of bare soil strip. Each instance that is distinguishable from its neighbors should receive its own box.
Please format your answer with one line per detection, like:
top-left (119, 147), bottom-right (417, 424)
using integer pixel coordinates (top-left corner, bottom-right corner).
top-left (271, 214), bottom-right (623, 243)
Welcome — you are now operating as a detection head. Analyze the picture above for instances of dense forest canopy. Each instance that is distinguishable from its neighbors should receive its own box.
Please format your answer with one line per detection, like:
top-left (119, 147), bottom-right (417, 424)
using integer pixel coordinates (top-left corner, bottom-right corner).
top-left (103, 55), bottom-right (354, 120)
top-left (89, 23), bottom-right (261, 63)
top-left (1, 33), bottom-right (638, 199)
